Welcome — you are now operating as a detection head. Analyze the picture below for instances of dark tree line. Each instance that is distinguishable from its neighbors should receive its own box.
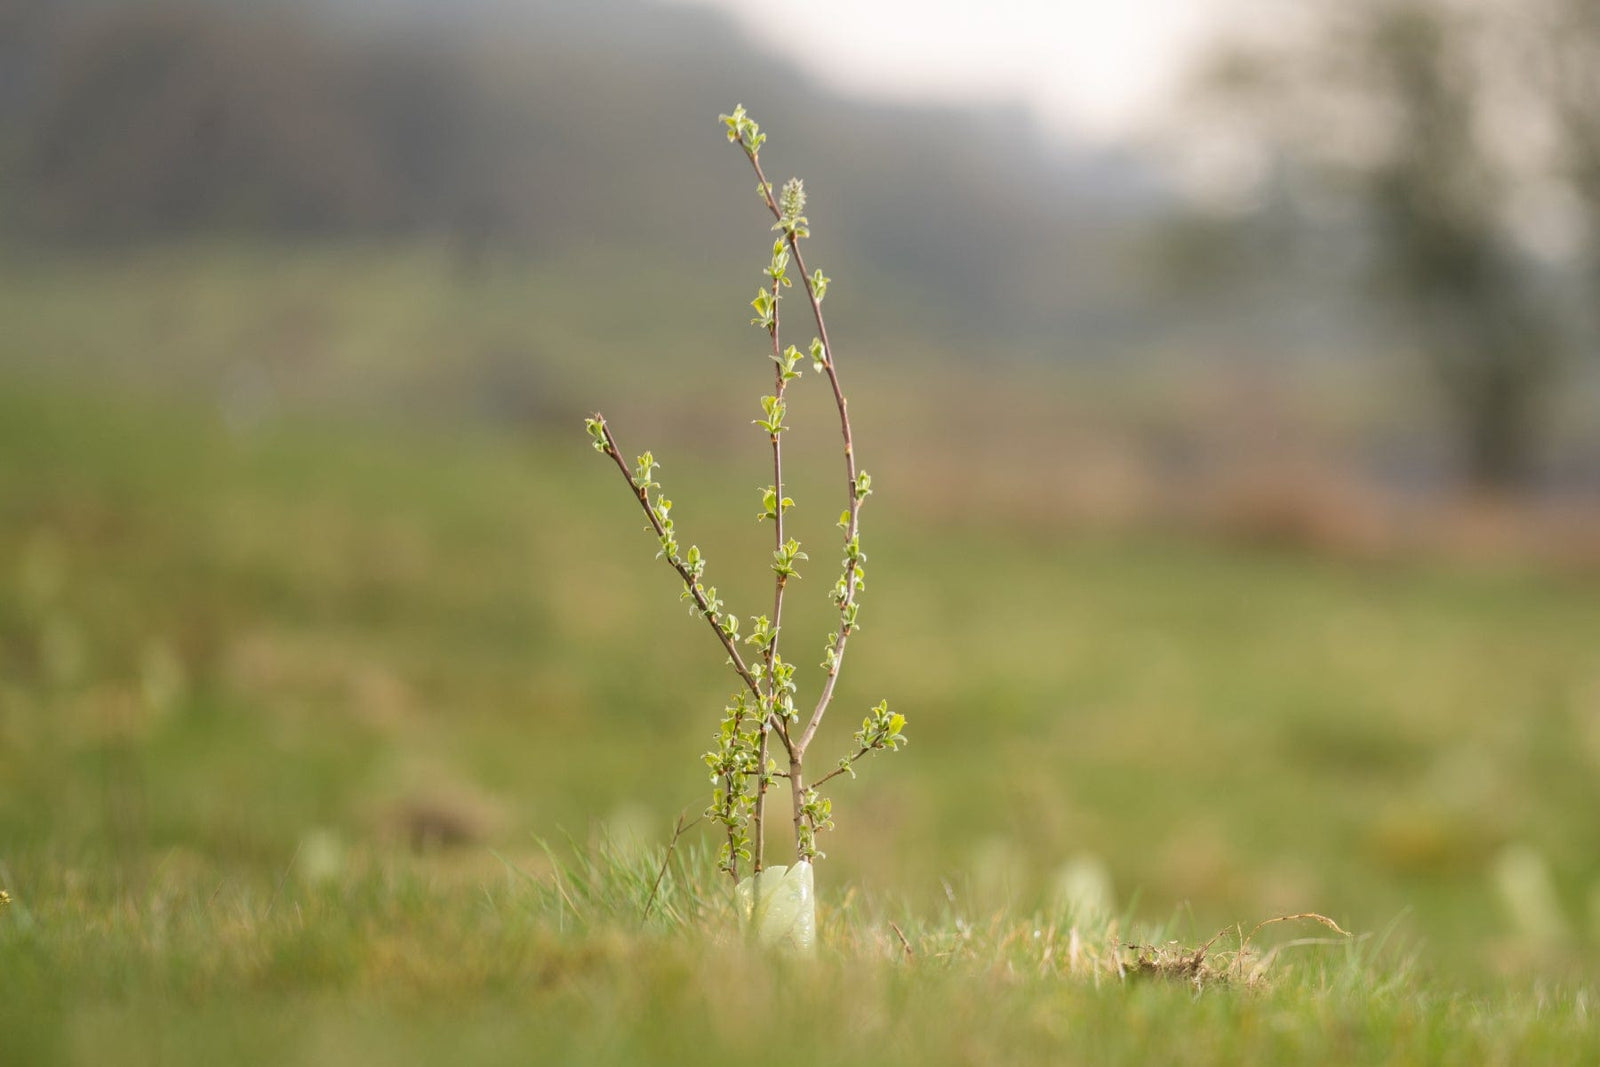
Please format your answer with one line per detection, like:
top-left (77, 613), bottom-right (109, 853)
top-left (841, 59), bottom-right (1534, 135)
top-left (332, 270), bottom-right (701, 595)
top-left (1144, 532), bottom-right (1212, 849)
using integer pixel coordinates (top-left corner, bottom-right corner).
top-left (0, 0), bottom-right (1146, 345)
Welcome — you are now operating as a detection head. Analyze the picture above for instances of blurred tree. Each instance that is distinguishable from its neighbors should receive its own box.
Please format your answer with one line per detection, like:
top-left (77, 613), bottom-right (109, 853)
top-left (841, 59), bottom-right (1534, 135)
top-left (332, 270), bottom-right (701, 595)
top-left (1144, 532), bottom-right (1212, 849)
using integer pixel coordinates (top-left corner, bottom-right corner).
top-left (1545, 0), bottom-right (1600, 302)
top-left (1203, 0), bottom-right (1598, 491)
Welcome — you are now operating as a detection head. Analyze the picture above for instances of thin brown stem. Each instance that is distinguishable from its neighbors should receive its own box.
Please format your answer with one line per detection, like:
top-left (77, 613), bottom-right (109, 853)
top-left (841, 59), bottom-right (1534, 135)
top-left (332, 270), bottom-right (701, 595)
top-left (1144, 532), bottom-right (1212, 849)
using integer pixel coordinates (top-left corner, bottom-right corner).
top-left (739, 148), bottom-right (865, 759)
top-left (769, 713), bottom-right (794, 760)
top-left (591, 416), bottom-right (762, 700)
top-left (809, 745), bottom-right (871, 789)
top-left (788, 752), bottom-right (806, 859)
top-left (737, 147), bottom-right (867, 859)
top-left (751, 734), bottom-right (770, 872)
top-left (889, 921), bottom-right (914, 959)
top-left (642, 811), bottom-right (702, 920)
top-left (753, 274), bottom-right (788, 872)
top-left (790, 233), bottom-right (860, 753)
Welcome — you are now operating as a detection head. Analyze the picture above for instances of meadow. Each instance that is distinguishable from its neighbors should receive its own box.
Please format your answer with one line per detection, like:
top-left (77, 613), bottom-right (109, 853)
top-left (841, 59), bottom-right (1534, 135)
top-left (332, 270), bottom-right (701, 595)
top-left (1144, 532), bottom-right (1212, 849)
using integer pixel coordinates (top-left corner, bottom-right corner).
top-left (1, 248), bottom-right (1598, 1062)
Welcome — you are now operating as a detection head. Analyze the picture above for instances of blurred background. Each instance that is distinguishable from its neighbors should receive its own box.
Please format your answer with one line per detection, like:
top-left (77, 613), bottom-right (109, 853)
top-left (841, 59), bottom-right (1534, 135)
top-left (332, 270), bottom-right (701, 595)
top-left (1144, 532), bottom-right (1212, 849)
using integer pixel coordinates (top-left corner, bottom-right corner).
top-left (1, 0), bottom-right (1597, 980)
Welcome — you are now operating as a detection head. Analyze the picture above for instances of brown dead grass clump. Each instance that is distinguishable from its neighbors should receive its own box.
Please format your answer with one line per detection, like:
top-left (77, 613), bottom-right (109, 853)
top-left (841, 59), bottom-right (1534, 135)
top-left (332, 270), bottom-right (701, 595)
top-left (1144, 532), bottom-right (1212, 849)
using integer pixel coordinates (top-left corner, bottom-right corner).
top-left (1116, 913), bottom-right (1355, 990)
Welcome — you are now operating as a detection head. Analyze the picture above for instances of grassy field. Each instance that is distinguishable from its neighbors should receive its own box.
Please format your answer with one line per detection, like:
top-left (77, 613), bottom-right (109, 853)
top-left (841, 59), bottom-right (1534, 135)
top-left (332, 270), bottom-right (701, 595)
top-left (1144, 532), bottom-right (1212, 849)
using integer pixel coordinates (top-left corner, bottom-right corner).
top-left (1, 255), bottom-right (1598, 1061)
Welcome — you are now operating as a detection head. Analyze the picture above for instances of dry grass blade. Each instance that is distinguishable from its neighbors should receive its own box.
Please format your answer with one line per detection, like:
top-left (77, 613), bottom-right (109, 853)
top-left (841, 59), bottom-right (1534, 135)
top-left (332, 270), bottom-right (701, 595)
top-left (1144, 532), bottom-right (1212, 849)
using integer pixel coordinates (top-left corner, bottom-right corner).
top-left (1243, 912), bottom-right (1352, 941)
top-left (642, 811), bottom-right (700, 922)
top-left (889, 920), bottom-right (914, 960)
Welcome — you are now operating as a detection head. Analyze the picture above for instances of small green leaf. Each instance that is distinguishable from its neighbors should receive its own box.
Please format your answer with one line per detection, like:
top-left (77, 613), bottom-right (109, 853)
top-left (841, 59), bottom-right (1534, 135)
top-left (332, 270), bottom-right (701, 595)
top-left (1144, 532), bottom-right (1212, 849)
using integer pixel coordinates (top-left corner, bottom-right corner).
top-left (809, 338), bottom-right (827, 372)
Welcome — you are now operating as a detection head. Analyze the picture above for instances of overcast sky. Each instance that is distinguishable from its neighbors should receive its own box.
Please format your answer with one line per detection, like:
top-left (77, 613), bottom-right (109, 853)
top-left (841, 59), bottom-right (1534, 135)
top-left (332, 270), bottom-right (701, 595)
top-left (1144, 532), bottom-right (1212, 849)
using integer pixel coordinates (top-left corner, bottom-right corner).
top-left (661, 0), bottom-right (1237, 144)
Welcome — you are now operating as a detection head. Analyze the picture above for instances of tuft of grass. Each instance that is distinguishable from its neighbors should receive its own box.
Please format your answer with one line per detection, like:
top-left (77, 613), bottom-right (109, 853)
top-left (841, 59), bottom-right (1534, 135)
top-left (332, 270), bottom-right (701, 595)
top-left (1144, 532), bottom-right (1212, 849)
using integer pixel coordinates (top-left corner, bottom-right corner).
top-left (506, 827), bottom-right (727, 937)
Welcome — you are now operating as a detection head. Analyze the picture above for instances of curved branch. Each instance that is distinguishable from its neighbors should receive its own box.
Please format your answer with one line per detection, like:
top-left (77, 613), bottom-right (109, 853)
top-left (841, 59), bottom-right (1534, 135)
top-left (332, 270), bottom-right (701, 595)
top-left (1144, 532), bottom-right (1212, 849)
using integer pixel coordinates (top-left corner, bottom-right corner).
top-left (590, 416), bottom-right (762, 699)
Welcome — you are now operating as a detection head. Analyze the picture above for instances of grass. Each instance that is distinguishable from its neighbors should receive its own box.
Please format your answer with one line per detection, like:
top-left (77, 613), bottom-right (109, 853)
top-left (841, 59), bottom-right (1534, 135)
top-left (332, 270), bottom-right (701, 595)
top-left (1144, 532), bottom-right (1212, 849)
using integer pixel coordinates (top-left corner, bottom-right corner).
top-left (2, 838), bottom-right (1595, 1065)
top-left (1, 249), bottom-right (1598, 1060)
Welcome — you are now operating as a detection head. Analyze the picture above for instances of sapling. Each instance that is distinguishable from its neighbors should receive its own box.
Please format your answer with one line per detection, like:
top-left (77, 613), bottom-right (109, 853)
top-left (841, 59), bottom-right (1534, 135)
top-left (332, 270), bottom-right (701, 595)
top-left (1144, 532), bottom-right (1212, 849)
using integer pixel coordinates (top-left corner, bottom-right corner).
top-left (584, 106), bottom-right (907, 948)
